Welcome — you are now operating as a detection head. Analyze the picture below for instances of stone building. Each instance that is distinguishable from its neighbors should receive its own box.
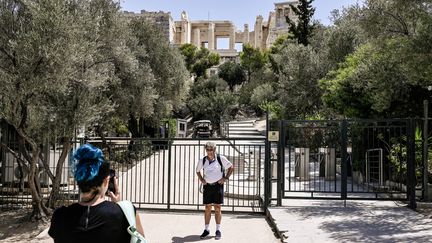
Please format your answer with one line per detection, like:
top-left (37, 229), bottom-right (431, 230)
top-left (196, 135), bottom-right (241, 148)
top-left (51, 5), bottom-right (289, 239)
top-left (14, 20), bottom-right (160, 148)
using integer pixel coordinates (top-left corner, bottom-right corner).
top-left (126, 1), bottom-right (298, 59)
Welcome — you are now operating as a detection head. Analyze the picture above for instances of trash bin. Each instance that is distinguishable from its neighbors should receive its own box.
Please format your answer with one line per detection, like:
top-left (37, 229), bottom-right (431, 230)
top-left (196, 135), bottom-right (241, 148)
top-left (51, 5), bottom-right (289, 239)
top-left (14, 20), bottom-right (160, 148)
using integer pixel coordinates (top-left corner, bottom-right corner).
top-left (295, 148), bottom-right (309, 181)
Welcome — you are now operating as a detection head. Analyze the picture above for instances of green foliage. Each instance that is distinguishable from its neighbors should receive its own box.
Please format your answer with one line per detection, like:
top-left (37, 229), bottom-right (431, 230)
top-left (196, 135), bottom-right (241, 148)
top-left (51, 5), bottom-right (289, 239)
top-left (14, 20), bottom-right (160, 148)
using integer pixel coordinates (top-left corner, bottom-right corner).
top-left (109, 117), bottom-right (129, 136)
top-left (251, 83), bottom-right (276, 110)
top-left (217, 61), bottom-right (246, 91)
top-left (286, 0), bottom-right (316, 46)
top-left (320, 34), bottom-right (432, 118)
top-left (380, 127), bottom-right (431, 184)
top-left (161, 118), bottom-right (177, 138)
top-left (240, 44), bottom-right (268, 82)
top-left (272, 43), bottom-right (324, 118)
top-left (128, 19), bottom-right (190, 131)
top-left (179, 43), bottom-right (220, 78)
top-left (259, 101), bottom-right (284, 120)
top-left (187, 76), bottom-right (237, 125)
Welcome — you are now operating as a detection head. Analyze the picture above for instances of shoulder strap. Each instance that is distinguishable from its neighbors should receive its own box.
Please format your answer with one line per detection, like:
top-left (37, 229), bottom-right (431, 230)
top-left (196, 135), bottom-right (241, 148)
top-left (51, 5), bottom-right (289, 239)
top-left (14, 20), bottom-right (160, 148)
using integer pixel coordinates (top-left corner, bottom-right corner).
top-left (117, 200), bottom-right (136, 227)
top-left (217, 154), bottom-right (225, 176)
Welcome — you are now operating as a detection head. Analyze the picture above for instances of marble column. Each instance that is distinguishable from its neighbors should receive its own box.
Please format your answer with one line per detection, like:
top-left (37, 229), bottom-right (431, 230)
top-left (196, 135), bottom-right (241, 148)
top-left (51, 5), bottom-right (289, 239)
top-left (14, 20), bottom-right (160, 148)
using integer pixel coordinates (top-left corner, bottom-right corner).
top-left (243, 24), bottom-right (249, 45)
top-left (208, 22), bottom-right (215, 50)
top-left (193, 28), bottom-right (201, 47)
top-left (229, 26), bottom-right (236, 50)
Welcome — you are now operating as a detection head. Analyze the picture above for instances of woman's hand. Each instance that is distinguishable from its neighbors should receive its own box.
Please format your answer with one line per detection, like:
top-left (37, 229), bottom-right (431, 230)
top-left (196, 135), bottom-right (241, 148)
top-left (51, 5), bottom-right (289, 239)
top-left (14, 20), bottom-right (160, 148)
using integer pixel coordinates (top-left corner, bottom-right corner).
top-left (108, 176), bottom-right (121, 202)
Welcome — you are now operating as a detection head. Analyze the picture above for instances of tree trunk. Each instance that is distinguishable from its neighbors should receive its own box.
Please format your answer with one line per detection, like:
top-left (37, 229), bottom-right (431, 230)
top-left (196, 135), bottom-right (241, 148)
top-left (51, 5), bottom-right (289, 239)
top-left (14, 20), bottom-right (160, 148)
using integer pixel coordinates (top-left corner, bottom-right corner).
top-left (96, 126), bottom-right (111, 159)
top-left (128, 113), bottom-right (139, 138)
top-left (47, 139), bottom-right (71, 208)
top-left (15, 129), bottom-right (50, 221)
top-left (27, 147), bottom-right (50, 220)
top-left (138, 116), bottom-right (145, 137)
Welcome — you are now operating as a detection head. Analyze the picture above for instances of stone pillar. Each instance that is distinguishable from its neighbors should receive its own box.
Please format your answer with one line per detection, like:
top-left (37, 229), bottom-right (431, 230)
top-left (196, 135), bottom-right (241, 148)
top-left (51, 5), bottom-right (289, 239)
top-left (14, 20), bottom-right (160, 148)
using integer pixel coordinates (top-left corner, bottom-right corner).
top-left (229, 26), bottom-right (236, 50)
top-left (193, 28), bottom-right (201, 47)
top-left (180, 11), bottom-right (190, 44)
top-left (254, 15), bottom-right (263, 49)
top-left (208, 22), bottom-right (215, 50)
top-left (243, 24), bottom-right (249, 45)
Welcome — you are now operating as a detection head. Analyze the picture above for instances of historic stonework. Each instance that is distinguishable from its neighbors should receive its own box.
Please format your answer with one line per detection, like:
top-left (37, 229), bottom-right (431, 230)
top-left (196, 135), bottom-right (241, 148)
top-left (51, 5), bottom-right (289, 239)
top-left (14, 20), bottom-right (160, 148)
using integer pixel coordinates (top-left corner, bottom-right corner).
top-left (125, 1), bottom-right (298, 58)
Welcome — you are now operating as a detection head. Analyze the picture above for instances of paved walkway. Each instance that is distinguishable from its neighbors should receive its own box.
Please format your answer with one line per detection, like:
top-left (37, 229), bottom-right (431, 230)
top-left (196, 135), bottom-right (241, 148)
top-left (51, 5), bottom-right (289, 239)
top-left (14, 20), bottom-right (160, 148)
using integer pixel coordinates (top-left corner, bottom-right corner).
top-left (139, 211), bottom-right (279, 243)
top-left (35, 210), bottom-right (279, 243)
top-left (267, 199), bottom-right (432, 243)
top-left (35, 200), bottom-right (432, 243)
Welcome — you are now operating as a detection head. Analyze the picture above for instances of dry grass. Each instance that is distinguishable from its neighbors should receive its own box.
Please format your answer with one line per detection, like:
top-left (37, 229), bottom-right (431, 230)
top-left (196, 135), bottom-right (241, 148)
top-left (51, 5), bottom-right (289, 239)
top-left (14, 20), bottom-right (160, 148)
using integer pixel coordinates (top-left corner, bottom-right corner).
top-left (0, 209), bottom-right (50, 242)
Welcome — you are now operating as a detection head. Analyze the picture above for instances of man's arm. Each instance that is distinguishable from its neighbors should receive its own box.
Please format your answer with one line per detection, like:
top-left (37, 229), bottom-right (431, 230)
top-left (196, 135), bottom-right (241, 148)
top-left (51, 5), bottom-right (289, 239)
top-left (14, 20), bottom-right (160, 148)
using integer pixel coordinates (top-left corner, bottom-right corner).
top-left (224, 166), bottom-right (234, 180)
top-left (196, 171), bottom-right (206, 185)
top-left (218, 164), bottom-right (234, 184)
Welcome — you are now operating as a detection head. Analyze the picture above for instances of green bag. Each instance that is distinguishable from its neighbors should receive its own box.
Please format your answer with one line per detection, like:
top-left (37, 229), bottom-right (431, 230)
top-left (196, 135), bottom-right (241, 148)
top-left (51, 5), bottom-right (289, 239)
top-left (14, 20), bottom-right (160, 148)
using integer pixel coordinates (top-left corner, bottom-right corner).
top-left (117, 201), bottom-right (147, 243)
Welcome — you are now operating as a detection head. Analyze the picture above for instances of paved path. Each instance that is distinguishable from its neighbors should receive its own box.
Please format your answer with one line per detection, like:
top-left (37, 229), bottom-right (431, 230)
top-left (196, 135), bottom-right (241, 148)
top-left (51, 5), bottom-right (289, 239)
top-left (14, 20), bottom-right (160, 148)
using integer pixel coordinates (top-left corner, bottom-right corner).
top-left (35, 210), bottom-right (279, 243)
top-left (268, 199), bottom-right (432, 243)
top-left (139, 211), bottom-right (279, 243)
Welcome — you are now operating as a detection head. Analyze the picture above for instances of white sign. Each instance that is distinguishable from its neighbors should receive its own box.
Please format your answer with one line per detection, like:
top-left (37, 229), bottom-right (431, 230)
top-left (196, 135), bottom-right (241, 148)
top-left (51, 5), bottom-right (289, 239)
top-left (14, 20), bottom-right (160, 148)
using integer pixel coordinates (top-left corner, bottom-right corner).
top-left (268, 131), bottom-right (279, 142)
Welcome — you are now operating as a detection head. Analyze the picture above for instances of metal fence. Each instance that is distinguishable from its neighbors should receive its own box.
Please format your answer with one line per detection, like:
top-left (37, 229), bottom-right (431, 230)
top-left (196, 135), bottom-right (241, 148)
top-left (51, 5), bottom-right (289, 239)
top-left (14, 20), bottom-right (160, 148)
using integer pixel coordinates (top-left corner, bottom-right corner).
top-left (268, 119), bottom-right (423, 208)
top-left (2, 118), bottom-right (430, 211)
top-left (0, 137), bottom-right (266, 213)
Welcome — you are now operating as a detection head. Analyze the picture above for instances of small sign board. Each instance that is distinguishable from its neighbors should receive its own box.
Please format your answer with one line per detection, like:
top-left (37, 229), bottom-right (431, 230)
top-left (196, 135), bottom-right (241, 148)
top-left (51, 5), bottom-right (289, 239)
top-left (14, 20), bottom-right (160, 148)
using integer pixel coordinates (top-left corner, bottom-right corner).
top-left (268, 131), bottom-right (279, 142)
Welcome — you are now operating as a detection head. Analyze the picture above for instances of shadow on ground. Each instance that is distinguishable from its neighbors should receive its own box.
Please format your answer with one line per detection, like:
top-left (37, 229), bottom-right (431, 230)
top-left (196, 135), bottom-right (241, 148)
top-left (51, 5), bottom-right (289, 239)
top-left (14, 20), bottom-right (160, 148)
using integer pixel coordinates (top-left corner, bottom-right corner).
top-left (281, 200), bottom-right (432, 242)
top-left (171, 235), bottom-right (213, 242)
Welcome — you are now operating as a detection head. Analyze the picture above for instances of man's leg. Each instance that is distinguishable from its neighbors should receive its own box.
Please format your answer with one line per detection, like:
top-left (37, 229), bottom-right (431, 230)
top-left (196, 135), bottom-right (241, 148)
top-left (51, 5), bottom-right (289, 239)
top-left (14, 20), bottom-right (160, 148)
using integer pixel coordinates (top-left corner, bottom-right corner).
top-left (200, 204), bottom-right (212, 239)
top-left (205, 204), bottom-right (212, 225)
top-left (214, 204), bottom-right (222, 224)
top-left (214, 204), bottom-right (222, 239)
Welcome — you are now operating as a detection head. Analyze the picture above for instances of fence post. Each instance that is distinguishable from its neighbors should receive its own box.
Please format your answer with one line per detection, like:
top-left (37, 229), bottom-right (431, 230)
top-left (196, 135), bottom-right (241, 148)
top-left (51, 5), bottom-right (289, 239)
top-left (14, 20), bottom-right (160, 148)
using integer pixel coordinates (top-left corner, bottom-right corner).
top-left (277, 120), bottom-right (283, 206)
top-left (167, 139), bottom-right (172, 210)
top-left (423, 100), bottom-right (429, 201)
top-left (341, 120), bottom-right (348, 200)
top-left (407, 119), bottom-right (417, 209)
top-left (278, 120), bottom-right (286, 206)
top-left (264, 112), bottom-right (271, 209)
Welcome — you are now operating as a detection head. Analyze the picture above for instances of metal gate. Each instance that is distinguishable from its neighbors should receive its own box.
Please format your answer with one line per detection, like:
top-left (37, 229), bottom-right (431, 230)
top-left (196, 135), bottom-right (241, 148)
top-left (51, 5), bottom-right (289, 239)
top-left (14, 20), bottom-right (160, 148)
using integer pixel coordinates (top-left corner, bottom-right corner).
top-left (106, 138), bottom-right (265, 213)
top-left (266, 119), bottom-right (418, 208)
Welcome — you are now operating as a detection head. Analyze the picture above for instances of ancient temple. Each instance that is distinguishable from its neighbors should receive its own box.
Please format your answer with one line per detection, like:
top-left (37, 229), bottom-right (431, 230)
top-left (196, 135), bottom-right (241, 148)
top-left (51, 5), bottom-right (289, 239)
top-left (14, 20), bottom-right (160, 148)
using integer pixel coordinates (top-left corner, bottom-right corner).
top-left (124, 1), bottom-right (298, 58)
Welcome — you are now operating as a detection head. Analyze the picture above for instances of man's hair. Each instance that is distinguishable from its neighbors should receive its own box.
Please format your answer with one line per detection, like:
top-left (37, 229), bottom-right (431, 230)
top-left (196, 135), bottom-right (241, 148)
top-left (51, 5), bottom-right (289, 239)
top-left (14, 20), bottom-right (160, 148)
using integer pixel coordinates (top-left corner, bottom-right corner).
top-left (204, 142), bottom-right (216, 150)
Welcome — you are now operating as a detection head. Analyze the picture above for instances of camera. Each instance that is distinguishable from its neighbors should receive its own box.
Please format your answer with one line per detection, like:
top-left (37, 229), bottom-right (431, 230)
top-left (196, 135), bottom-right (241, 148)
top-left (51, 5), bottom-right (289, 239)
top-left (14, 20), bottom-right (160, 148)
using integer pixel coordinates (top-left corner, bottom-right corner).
top-left (106, 169), bottom-right (116, 195)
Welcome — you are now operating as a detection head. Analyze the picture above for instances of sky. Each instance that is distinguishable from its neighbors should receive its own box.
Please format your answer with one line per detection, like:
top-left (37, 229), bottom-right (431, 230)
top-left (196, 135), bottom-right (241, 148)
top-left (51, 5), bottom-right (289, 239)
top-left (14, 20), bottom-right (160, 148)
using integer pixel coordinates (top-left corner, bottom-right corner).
top-left (120, 0), bottom-right (363, 28)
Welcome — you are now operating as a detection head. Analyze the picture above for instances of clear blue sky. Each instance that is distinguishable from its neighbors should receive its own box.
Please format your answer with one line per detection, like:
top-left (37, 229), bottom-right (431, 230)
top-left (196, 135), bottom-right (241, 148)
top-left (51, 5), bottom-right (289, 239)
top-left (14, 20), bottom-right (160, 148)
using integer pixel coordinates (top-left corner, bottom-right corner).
top-left (120, 0), bottom-right (363, 28)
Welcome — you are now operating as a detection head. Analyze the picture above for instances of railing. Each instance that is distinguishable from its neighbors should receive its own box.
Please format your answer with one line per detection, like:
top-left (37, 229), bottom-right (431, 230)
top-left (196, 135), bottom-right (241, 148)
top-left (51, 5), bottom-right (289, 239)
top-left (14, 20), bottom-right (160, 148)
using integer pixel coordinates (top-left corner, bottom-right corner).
top-left (0, 138), bottom-right (266, 213)
top-left (268, 119), bottom-right (420, 208)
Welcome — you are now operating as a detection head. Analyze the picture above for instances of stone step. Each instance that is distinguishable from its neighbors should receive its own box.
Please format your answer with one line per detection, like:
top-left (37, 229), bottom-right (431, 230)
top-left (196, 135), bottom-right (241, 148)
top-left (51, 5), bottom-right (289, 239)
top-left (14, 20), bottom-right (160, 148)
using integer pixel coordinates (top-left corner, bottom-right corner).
top-left (228, 134), bottom-right (266, 139)
top-left (228, 127), bottom-right (260, 131)
top-left (228, 131), bottom-right (263, 136)
top-left (228, 124), bottom-right (255, 129)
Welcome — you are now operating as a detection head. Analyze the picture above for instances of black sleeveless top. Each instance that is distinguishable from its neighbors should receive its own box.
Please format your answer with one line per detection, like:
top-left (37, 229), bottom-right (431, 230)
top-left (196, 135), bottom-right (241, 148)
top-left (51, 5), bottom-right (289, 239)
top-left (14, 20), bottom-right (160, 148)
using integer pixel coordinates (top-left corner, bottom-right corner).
top-left (48, 201), bottom-right (131, 243)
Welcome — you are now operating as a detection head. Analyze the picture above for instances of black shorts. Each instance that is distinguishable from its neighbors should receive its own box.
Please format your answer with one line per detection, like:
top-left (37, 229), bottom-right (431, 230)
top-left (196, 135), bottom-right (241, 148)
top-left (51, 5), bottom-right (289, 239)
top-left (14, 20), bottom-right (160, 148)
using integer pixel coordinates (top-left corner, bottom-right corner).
top-left (203, 183), bottom-right (224, 204)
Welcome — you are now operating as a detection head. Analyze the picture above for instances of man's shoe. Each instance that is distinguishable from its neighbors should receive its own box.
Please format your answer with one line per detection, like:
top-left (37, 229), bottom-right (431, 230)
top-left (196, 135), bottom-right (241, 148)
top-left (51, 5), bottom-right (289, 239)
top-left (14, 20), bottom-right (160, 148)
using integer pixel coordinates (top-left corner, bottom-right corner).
top-left (215, 230), bottom-right (221, 240)
top-left (200, 229), bottom-right (210, 239)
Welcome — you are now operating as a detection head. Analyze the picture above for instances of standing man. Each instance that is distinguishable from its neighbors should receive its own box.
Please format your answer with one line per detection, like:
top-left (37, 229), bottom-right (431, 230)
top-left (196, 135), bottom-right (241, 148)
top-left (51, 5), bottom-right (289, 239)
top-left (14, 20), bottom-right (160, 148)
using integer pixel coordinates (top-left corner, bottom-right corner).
top-left (196, 142), bottom-right (234, 240)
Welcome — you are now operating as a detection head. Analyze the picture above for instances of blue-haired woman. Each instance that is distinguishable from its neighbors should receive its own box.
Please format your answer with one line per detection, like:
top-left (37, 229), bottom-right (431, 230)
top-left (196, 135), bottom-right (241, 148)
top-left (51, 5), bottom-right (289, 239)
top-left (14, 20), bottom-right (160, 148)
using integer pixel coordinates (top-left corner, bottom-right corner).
top-left (48, 144), bottom-right (144, 243)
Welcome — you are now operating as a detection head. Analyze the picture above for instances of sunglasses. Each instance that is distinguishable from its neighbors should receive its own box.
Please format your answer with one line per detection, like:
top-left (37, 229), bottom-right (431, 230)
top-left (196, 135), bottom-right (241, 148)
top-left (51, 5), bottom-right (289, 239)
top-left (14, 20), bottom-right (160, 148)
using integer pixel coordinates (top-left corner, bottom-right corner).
top-left (205, 148), bottom-right (214, 151)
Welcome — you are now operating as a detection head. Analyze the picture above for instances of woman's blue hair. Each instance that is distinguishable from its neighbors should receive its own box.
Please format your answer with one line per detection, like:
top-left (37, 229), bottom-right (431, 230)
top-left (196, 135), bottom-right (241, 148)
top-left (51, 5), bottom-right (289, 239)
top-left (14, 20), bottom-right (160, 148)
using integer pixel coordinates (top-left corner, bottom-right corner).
top-left (73, 144), bottom-right (106, 183)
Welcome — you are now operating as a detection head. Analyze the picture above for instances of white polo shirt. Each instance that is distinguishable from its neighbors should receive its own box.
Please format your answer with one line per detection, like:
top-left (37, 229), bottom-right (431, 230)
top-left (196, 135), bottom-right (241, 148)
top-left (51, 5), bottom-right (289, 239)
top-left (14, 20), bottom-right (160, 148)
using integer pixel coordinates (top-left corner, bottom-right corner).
top-left (196, 154), bottom-right (233, 184)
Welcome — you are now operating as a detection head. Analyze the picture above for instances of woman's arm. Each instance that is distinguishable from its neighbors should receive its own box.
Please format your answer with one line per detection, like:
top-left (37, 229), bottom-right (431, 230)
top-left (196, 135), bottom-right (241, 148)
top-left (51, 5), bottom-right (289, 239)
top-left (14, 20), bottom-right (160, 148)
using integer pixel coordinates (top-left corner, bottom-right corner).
top-left (136, 213), bottom-right (145, 237)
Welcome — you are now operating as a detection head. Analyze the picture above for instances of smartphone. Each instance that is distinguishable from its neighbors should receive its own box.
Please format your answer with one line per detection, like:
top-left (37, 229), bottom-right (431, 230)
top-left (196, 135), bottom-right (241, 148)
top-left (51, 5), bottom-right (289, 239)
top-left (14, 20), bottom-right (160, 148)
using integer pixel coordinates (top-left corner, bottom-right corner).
top-left (106, 169), bottom-right (116, 195)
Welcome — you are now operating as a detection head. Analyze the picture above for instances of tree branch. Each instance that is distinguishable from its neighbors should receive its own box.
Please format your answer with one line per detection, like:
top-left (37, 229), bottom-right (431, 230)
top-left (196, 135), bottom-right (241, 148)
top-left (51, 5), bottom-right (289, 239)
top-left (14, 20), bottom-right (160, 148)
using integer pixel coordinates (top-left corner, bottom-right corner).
top-left (382, 10), bottom-right (410, 36)
top-left (0, 46), bottom-right (17, 67)
top-left (0, 142), bottom-right (28, 165)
